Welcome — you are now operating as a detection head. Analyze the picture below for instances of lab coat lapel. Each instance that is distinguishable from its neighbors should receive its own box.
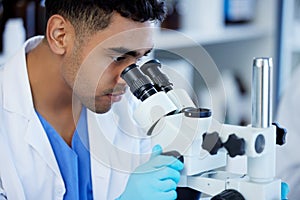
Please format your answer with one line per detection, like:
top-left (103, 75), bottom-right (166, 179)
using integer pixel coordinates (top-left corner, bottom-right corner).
top-left (87, 110), bottom-right (113, 200)
top-left (24, 116), bottom-right (62, 178)
top-left (87, 103), bottom-right (149, 200)
top-left (0, 134), bottom-right (26, 200)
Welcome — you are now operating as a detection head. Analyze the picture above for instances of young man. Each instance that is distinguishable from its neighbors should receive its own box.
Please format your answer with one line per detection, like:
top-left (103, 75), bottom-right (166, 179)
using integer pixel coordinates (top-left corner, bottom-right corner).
top-left (0, 1), bottom-right (183, 199)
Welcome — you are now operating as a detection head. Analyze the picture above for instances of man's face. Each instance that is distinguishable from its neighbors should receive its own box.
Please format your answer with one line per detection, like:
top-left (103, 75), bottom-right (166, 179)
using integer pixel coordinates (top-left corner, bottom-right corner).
top-left (62, 13), bottom-right (154, 113)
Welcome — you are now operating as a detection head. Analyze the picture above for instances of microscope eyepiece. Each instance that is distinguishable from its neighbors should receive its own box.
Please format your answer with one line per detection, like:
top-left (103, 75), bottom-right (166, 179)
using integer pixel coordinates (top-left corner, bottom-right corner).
top-left (140, 59), bottom-right (173, 93)
top-left (121, 64), bottom-right (157, 101)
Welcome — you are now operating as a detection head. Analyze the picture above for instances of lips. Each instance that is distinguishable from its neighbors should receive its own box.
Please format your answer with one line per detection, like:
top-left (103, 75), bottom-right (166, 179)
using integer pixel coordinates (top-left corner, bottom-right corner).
top-left (106, 89), bottom-right (126, 102)
top-left (110, 91), bottom-right (125, 96)
top-left (107, 93), bottom-right (123, 102)
top-left (101, 86), bottom-right (127, 103)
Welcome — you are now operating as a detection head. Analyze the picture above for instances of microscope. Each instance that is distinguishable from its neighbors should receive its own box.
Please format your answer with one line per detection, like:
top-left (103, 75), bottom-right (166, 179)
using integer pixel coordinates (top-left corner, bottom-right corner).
top-left (121, 58), bottom-right (286, 200)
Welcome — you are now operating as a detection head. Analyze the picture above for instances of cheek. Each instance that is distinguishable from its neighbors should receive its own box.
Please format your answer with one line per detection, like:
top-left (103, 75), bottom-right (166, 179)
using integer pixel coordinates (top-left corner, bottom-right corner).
top-left (65, 45), bottom-right (119, 96)
top-left (71, 65), bottom-right (113, 98)
top-left (61, 57), bottom-right (80, 90)
top-left (61, 42), bottom-right (85, 87)
top-left (72, 63), bottom-right (106, 94)
top-left (94, 71), bottom-right (114, 92)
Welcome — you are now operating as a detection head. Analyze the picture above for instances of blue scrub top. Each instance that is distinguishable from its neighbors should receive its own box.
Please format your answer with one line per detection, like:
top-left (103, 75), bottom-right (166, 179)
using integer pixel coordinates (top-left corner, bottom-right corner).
top-left (36, 108), bottom-right (93, 200)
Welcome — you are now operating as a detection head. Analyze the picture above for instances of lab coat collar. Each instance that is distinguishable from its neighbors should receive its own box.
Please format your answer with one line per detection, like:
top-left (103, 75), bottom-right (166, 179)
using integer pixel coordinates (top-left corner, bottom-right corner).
top-left (2, 36), bottom-right (44, 119)
top-left (2, 36), bottom-right (63, 180)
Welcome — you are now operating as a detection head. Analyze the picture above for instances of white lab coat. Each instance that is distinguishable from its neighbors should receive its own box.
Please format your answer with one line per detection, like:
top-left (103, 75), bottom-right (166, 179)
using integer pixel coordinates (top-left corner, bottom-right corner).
top-left (276, 66), bottom-right (300, 199)
top-left (0, 36), bottom-right (150, 200)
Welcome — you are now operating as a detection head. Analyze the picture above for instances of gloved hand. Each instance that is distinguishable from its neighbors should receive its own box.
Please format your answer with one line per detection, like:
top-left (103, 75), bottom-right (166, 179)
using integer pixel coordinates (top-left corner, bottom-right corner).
top-left (117, 145), bottom-right (184, 200)
top-left (281, 182), bottom-right (289, 200)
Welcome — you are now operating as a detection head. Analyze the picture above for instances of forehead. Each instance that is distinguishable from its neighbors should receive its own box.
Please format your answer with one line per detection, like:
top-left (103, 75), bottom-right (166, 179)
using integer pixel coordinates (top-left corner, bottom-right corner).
top-left (87, 13), bottom-right (155, 53)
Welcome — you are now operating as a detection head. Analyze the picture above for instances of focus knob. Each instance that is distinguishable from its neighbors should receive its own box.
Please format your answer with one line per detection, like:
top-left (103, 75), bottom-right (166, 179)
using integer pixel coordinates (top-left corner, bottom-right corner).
top-left (162, 150), bottom-right (184, 163)
top-left (272, 122), bottom-right (287, 146)
top-left (202, 132), bottom-right (223, 155)
top-left (223, 134), bottom-right (246, 157)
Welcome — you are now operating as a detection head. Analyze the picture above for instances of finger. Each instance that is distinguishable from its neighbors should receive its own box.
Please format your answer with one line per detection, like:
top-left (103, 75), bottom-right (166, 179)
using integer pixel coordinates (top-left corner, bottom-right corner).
top-left (155, 167), bottom-right (181, 184)
top-left (166, 156), bottom-right (184, 171)
top-left (151, 155), bottom-right (184, 171)
top-left (151, 144), bottom-right (163, 159)
top-left (157, 179), bottom-right (177, 192)
top-left (160, 190), bottom-right (177, 200)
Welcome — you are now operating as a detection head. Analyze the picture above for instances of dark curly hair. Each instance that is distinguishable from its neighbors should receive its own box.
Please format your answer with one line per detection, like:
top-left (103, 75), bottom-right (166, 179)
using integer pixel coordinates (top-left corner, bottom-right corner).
top-left (45, 0), bottom-right (166, 35)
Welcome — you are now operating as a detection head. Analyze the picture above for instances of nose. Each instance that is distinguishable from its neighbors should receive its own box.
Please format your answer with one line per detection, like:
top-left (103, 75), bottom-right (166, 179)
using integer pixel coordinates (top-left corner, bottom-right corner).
top-left (117, 76), bottom-right (127, 85)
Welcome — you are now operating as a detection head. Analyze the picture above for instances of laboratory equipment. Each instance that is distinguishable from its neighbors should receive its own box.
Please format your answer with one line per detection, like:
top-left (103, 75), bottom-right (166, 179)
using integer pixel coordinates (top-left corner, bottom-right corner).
top-left (121, 58), bottom-right (286, 199)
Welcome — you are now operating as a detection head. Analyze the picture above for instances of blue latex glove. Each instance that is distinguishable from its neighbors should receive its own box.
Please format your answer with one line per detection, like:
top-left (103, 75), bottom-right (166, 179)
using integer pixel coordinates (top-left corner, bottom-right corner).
top-left (281, 182), bottom-right (289, 200)
top-left (117, 145), bottom-right (184, 200)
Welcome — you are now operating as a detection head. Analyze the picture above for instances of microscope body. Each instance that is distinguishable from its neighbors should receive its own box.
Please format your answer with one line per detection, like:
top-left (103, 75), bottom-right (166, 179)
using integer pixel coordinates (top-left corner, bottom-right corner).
top-left (121, 58), bottom-right (285, 200)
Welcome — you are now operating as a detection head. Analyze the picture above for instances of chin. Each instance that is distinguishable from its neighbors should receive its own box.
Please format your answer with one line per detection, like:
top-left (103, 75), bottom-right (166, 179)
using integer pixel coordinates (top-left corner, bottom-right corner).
top-left (82, 103), bottom-right (112, 114)
top-left (94, 108), bottom-right (111, 114)
top-left (93, 104), bottom-right (112, 114)
top-left (84, 98), bottom-right (116, 114)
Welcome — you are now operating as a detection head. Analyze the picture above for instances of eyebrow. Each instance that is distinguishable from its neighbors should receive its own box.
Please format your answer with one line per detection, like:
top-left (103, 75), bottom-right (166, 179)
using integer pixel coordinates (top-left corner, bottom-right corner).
top-left (108, 47), bottom-right (153, 57)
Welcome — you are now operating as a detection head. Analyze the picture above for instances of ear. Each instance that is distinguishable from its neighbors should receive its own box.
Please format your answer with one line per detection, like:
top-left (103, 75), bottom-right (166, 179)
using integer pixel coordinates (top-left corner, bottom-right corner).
top-left (46, 14), bottom-right (73, 55)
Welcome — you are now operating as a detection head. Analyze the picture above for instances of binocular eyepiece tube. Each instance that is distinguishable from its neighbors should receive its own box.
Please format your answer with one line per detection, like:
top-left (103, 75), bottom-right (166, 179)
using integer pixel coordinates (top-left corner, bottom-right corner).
top-left (121, 59), bottom-right (175, 101)
top-left (140, 59), bottom-right (173, 93)
top-left (121, 64), bottom-right (158, 101)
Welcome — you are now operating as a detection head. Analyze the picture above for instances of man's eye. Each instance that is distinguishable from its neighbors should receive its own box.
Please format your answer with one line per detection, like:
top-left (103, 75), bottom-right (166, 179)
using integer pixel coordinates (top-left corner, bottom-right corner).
top-left (113, 56), bottom-right (126, 62)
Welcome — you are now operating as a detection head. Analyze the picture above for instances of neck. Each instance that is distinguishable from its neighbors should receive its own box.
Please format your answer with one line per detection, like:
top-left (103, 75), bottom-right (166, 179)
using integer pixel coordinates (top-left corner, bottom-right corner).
top-left (27, 38), bottom-right (81, 146)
